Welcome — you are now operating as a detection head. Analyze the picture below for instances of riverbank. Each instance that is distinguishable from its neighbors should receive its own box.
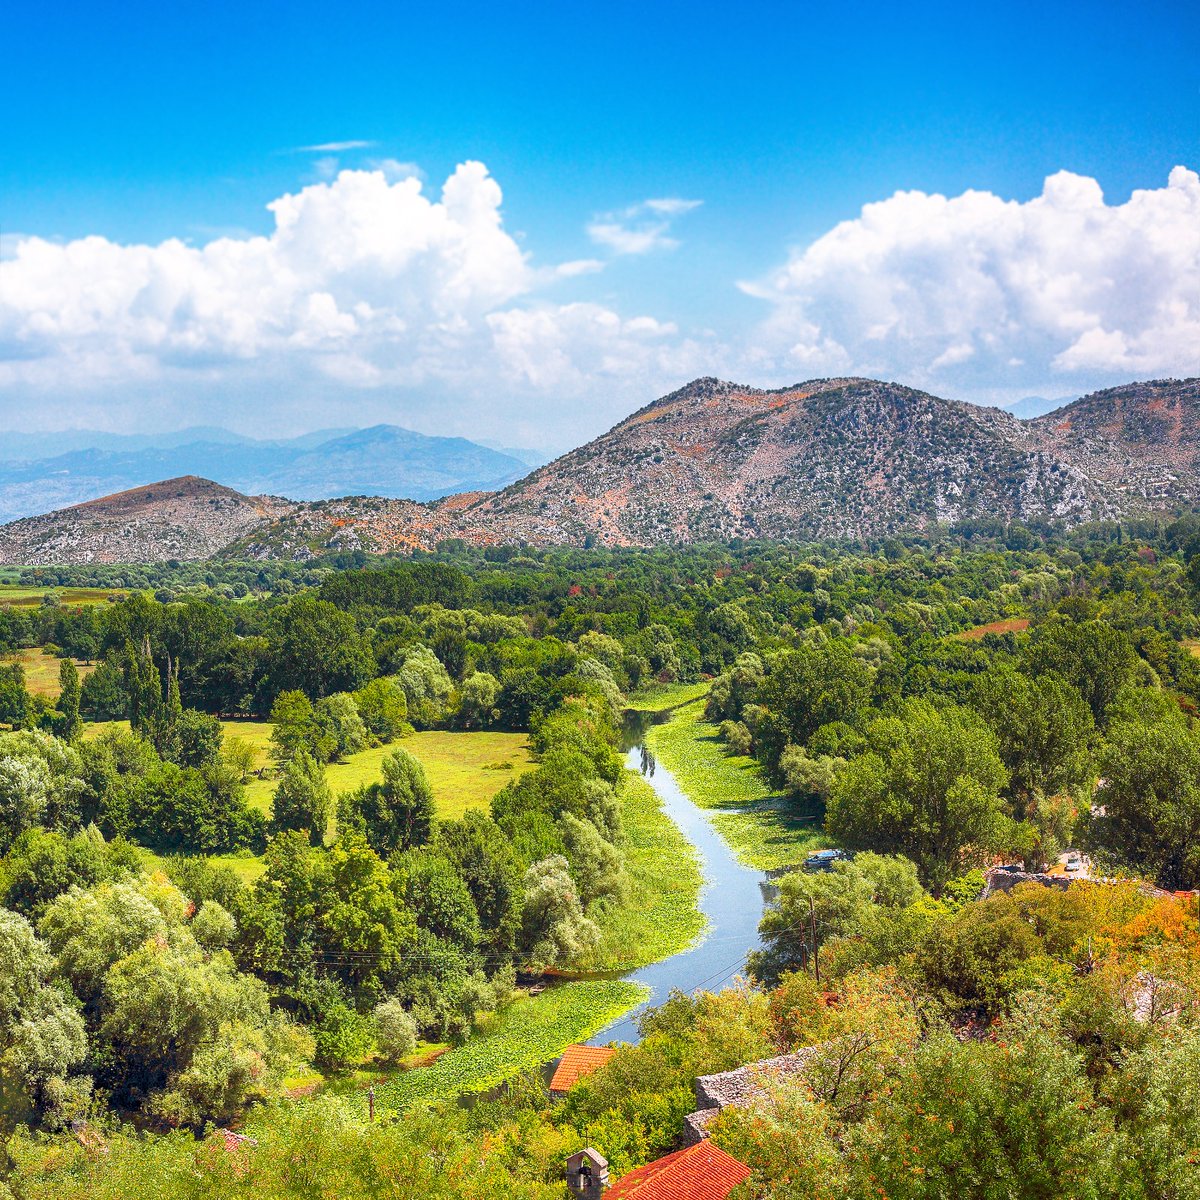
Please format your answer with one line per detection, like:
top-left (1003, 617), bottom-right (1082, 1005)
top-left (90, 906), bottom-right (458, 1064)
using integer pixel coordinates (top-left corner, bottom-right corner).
top-left (582, 770), bottom-right (706, 971)
top-left (588, 745), bottom-right (771, 1044)
top-left (302, 738), bottom-right (705, 1110)
top-left (643, 693), bottom-right (827, 872)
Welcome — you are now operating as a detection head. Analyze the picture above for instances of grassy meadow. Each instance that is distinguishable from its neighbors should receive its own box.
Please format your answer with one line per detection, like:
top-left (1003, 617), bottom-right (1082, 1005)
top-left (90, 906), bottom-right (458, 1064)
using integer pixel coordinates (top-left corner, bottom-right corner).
top-left (83, 718), bottom-right (535, 857)
top-left (626, 679), bottom-right (710, 712)
top-left (3, 647), bottom-right (96, 698)
top-left (0, 584), bottom-right (125, 607)
top-left (242, 727), bottom-right (536, 820)
top-left (643, 692), bottom-right (827, 872)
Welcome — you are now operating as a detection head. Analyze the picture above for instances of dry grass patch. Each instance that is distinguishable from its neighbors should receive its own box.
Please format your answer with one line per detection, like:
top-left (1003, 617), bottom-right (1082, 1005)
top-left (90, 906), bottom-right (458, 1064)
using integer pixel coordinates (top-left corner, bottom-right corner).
top-left (955, 624), bottom-right (1032, 643)
top-left (953, 618), bottom-right (1031, 641)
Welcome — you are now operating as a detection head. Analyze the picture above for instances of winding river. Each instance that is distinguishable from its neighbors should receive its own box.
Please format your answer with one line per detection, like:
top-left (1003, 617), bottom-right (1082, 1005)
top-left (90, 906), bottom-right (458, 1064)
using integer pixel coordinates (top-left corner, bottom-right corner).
top-left (587, 712), bottom-right (773, 1044)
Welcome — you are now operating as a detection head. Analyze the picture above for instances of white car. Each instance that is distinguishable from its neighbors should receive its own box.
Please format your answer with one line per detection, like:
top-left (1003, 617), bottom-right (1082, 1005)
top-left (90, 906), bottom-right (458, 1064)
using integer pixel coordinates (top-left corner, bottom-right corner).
top-left (1064, 853), bottom-right (1083, 872)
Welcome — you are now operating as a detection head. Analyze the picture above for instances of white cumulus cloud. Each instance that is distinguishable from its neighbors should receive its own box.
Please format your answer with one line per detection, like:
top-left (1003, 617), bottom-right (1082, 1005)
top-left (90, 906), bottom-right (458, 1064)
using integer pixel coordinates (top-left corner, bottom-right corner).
top-left (743, 167), bottom-right (1200, 398)
top-left (0, 163), bottom-right (702, 444)
top-left (3, 162), bottom-right (1196, 450)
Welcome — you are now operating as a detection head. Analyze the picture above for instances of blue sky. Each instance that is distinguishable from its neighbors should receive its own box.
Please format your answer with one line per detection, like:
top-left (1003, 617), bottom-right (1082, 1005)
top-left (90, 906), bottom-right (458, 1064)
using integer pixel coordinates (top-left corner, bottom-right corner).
top-left (2, 0), bottom-right (1198, 447)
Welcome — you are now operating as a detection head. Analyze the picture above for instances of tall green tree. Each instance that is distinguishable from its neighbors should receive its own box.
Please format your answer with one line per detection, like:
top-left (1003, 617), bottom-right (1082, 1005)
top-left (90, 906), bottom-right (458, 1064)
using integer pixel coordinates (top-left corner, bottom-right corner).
top-left (0, 908), bottom-right (88, 1121)
top-left (971, 665), bottom-right (1094, 802)
top-left (268, 595), bottom-right (376, 699)
top-left (1024, 618), bottom-right (1138, 728)
top-left (270, 690), bottom-right (329, 763)
top-left (123, 636), bottom-right (161, 737)
top-left (827, 699), bottom-right (1009, 894)
top-left (341, 749), bottom-right (436, 857)
top-left (57, 659), bottom-right (82, 741)
top-left (1093, 712), bottom-right (1200, 889)
top-left (0, 662), bottom-right (31, 728)
top-left (755, 643), bottom-right (874, 773)
top-left (271, 751), bottom-right (333, 847)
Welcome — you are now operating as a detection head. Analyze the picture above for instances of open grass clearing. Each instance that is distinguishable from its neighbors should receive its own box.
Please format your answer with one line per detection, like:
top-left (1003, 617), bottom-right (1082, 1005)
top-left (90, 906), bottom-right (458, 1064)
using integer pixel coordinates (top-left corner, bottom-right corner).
top-left (644, 694), bottom-right (827, 872)
top-left (626, 679), bottom-right (710, 712)
top-left (581, 770), bottom-right (705, 971)
top-left (4, 647), bottom-right (95, 698)
top-left (242, 726), bottom-right (536, 823)
top-left (0, 585), bottom-right (125, 608)
top-left (81, 719), bottom-right (132, 742)
top-left (359, 980), bottom-right (647, 1113)
top-left (202, 853), bottom-right (268, 884)
top-left (1185, 640), bottom-right (1200, 659)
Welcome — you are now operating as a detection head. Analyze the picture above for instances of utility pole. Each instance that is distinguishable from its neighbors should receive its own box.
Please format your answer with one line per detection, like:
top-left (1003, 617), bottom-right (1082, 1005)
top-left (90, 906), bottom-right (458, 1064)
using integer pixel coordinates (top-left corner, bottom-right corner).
top-left (807, 895), bottom-right (821, 987)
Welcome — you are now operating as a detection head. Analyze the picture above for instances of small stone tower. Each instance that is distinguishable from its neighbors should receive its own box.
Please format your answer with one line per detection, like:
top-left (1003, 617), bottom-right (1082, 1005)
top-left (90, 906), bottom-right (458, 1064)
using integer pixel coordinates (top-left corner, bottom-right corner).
top-left (566, 1148), bottom-right (610, 1197)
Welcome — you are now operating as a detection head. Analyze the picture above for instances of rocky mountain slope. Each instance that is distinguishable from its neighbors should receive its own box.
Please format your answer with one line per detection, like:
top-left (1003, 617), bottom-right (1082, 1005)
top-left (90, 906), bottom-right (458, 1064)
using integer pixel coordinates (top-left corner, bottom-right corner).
top-left (0, 477), bottom-right (293, 564)
top-left (1, 376), bottom-right (1197, 563)
top-left (445, 377), bottom-right (1115, 545)
top-left (1031, 378), bottom-right (1200, 508)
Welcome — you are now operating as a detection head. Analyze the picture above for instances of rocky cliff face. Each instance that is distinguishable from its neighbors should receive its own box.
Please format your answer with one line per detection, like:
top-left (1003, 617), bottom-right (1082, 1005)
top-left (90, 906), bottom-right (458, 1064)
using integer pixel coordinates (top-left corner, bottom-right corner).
top-left (2, 377), bottom-right (1197, 563)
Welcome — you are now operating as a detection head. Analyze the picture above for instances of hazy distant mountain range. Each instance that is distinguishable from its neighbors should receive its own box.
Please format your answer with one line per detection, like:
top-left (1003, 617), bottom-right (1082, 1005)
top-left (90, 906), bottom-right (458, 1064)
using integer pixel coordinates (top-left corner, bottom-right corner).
top-left (1, 376), bottom-right (1197, 565)
top-left (0, 425), bottom-right (544, 522)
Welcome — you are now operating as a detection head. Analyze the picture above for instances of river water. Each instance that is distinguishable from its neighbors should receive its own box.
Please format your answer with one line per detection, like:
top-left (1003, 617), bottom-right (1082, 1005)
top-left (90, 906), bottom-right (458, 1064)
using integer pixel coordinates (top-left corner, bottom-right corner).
top-left (586, 713), bottom-right (772, 1045)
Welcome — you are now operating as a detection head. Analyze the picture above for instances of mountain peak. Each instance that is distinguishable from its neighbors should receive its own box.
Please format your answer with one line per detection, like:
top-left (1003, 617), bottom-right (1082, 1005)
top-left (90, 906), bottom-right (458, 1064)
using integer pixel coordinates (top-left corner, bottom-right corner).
top-left (2, 376), bottom-right (1198, 563)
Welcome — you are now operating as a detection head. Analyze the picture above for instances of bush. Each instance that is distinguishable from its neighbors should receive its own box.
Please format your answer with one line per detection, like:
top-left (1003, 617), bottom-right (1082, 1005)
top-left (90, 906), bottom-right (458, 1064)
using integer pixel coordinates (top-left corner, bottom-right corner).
top-left (313, 999), bottom-right (375, 1069)
top-left (720, 719), bottom-right (753, 756)
top-left (374, 998), bottom-right (419, 1064)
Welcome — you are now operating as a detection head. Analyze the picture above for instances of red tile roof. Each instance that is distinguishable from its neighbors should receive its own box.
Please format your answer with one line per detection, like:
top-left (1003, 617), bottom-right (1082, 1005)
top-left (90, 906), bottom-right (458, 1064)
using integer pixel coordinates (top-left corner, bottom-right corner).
top-left (608, 1143), bottom-right (750, 1200)
top-left (549, 1044), bottom-right (616, 1093)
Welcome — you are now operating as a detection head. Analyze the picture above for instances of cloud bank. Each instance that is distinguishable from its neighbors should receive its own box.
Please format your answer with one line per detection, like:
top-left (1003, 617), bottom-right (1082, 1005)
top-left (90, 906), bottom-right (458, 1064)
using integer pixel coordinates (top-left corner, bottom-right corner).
top-left (744, 167), bottom-right (1200, 398)
top-left (0, 164), bottom-right (697, 442)
top-left (1, 163), bottom-right (1197, 446)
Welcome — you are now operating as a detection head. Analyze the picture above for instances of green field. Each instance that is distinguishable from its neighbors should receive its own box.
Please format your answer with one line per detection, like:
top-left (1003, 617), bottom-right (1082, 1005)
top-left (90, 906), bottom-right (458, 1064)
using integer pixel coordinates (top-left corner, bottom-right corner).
top-left (202, 852), bottom-right (268, 884)
top-left (0, 584), bottom-right (125, 607)
top-left (243, 726), bottom-right (537, 820)
top-left (644, 693), bottom-right (827, 872)
top-left (83, 719), bottom-right (535, 829)
top-left (3, 647), bottom-right (96, 699)
top-left (626, 679), bottom-right (710, 712)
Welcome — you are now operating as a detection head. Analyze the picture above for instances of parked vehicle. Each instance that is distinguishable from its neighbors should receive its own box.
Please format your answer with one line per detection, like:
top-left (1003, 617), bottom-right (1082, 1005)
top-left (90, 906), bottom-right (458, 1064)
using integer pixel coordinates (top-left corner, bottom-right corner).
top-left (803, 849), bottom-right (849, 872)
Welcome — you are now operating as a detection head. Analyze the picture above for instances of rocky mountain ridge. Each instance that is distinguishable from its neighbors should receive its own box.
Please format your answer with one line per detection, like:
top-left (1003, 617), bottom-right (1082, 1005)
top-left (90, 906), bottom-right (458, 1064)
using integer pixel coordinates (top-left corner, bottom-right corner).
top-left (1, 376), bottom-right (1197, 563)
top-left (0, 478), bottom-right (293, 565)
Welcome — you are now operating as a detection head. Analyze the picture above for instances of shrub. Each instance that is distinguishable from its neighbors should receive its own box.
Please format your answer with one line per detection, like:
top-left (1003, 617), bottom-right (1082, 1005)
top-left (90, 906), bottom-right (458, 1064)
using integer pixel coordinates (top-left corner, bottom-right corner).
top-left (374, 998), bottom-right (419, 1064)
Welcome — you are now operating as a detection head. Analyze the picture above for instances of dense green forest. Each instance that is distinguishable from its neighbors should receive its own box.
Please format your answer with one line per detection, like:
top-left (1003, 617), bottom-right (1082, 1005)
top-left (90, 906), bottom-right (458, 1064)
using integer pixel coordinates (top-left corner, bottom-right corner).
top-left (2, 514), bottom-right (1200, 1197)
